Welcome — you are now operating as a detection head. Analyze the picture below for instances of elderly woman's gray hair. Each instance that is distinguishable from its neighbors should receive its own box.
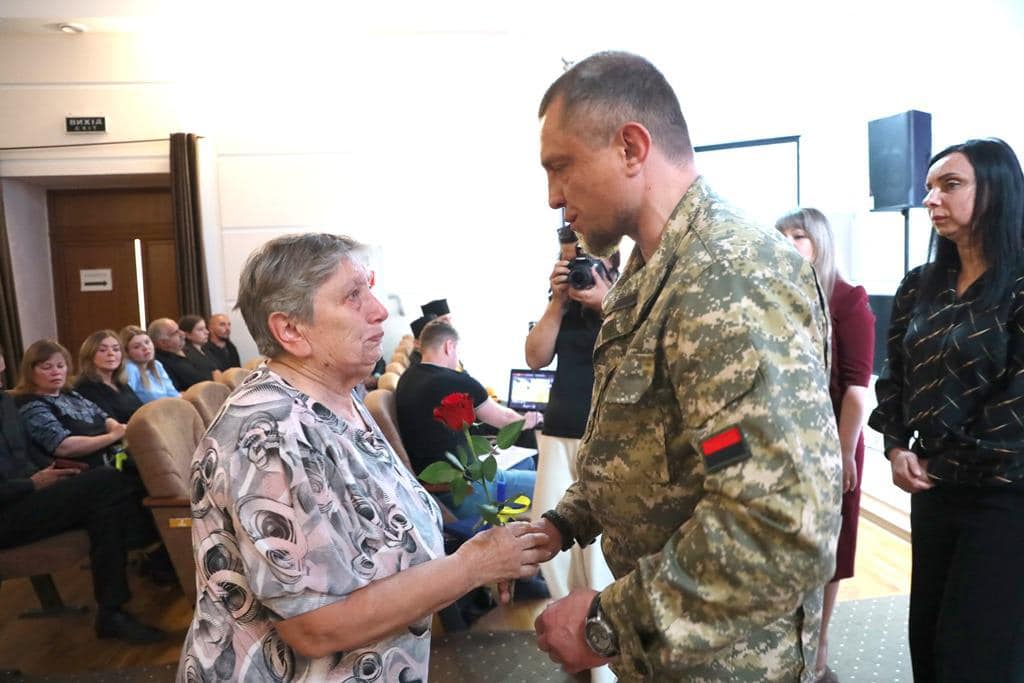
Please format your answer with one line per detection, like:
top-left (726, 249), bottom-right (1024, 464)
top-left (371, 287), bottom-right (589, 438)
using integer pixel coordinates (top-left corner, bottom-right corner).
top-left (236, 233), bottom-right (362, 357)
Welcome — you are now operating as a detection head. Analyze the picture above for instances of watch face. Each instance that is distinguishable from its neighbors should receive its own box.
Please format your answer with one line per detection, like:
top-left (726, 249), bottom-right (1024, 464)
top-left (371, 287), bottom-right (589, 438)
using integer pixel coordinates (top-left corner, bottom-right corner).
top-left (585, 619), bottom-right (615, 656)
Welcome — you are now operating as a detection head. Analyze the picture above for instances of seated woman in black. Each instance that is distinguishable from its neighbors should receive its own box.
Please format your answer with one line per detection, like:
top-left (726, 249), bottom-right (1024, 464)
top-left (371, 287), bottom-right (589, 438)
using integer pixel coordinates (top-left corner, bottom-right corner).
top-left (13, 339), bottom-right (127, 469)
top-left (73, 329), bottom-right (144, 425)
top-left (0, 347), bottom-right (163, 643)
top-left (178, 314), bottom-right (221, 382)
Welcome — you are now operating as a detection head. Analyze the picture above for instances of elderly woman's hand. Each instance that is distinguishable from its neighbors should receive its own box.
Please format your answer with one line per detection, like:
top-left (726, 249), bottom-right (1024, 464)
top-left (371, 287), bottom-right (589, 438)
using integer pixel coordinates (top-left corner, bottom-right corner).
top-left (455, 521), bottom-right (549, 589)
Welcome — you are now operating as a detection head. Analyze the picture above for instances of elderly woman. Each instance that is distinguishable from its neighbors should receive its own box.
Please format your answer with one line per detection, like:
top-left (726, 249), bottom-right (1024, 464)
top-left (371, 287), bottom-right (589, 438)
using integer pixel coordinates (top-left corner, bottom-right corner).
top-left (178, 233), bottom-right (545, 682)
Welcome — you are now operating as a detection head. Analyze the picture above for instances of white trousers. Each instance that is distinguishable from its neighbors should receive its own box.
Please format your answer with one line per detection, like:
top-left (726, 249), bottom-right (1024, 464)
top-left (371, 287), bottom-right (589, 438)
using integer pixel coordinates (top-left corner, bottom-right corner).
top-left (535, 433), bottom-right (617, 683)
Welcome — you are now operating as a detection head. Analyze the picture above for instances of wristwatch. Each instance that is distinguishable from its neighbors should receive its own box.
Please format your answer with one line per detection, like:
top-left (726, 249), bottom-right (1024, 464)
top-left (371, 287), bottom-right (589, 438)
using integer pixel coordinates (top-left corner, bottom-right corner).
top-left (584, 593), bottom-right (619, 658)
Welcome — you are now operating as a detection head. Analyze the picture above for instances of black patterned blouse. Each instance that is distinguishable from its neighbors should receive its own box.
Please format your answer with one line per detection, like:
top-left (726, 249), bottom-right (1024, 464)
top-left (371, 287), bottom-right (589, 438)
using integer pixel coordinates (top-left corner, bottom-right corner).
top-left (869, 264), bottom-right (1024, 485)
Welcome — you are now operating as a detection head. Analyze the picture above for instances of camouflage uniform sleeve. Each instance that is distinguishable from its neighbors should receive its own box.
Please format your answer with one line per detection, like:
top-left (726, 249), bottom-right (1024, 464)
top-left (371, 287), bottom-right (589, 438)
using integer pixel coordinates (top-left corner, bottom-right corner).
top-left (553, 479), bottom-right (603, 546)
top-left (599, 261), bottom-right (841, 673)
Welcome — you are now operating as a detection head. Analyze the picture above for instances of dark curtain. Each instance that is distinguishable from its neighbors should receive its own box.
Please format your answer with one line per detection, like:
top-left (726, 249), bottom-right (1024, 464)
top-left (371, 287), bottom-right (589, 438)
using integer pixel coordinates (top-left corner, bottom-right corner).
top-left (169, 132), bottom-right (210, 318)
top-left (0, 185), bottom-right (23, 387)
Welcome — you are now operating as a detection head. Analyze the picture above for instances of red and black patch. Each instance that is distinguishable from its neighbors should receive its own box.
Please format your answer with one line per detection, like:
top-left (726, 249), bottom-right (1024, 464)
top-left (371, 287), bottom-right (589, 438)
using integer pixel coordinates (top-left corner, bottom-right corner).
top-left (700, 426), bottom-right (751, 473)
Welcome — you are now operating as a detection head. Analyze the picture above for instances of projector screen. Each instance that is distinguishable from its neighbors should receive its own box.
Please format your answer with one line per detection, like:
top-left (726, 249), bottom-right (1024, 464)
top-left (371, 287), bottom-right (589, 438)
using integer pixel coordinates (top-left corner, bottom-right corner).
top-left (695, 135), bottom-right (800, 229)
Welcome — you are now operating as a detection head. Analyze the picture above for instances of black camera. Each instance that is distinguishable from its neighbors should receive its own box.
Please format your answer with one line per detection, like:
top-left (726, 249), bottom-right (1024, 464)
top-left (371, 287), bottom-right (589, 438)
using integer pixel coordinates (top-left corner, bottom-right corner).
top-left (568, 255), bottom-right (609, 290)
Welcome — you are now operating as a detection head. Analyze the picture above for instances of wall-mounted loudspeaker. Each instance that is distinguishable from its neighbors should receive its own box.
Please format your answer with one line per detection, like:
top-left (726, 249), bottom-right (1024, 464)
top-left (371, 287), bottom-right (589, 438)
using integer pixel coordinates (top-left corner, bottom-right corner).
top-left (868, 110), bottom-right (932, 212)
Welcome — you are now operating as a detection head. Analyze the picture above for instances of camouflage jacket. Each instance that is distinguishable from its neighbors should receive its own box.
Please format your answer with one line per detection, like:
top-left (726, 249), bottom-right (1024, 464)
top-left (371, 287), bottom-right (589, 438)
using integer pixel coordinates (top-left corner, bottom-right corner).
top-left (554, 178), bottom-right (841, 682)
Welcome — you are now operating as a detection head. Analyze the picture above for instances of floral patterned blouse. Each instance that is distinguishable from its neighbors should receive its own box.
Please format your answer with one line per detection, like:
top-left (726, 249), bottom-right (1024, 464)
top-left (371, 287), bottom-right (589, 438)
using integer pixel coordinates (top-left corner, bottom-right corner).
top-left (178, 365), bottom-right (444, 682)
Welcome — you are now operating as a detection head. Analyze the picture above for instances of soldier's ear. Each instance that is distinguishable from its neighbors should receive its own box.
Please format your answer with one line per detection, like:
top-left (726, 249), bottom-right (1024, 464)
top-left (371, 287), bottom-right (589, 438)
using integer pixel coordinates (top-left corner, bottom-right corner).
top-left (619, 122), bottom-right (651, 176)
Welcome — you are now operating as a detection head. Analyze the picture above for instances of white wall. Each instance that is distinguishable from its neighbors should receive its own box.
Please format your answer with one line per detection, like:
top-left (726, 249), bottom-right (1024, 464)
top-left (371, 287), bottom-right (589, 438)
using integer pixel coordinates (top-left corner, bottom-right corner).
top-left (2, 0), bottom-right (1023, 389)
top-left (1, 179), bottom-right (57, 344)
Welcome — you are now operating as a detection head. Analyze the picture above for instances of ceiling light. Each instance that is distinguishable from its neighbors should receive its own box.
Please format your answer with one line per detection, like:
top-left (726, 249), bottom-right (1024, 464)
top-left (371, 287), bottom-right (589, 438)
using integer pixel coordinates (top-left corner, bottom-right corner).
top-left (58, 23), bottom-right (86, 34)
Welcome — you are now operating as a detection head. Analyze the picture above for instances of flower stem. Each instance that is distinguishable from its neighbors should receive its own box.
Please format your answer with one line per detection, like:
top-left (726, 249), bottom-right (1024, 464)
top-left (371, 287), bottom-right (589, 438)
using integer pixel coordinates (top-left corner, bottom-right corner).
top-left (463, 425), bottom-right (496, 507)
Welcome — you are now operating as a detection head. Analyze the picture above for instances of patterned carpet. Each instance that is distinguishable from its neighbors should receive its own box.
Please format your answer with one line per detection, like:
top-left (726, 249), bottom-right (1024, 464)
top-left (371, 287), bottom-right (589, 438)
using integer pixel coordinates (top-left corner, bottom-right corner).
top-left (0, 595), bottom-right (912, 683)
top-left (828, 594), bottom-right (911, 683)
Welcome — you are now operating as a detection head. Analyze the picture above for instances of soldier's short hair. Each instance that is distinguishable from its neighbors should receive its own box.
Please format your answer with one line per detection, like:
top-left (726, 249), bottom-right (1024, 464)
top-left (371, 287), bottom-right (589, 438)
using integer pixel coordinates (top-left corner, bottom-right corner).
top-left (538, 51), bottom-right (693, 162)
top-left (419, 319), bottom-right (459, 351)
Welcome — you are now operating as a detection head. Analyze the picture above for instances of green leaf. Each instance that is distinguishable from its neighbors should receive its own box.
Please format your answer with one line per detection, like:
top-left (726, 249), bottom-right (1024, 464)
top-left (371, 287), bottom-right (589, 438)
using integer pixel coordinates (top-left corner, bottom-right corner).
top-left (496, 419), bottom-right (525, 450)
top-left (455, 444), bottom-right (469, 467)
top-left (480, 455), bottom-right (498, 482)
top-left (466, 462), bottom-right (482, 481)
top-left (451, 481), bottom-right (470, 507)
top-left (470, 435), bottom-right (492, 457)
top-left (478, 503), bottom-right (499, 516)
top-left (444, 451), bottom-right (466, 472)
top-left (419, 461), bottom-right (459, 484)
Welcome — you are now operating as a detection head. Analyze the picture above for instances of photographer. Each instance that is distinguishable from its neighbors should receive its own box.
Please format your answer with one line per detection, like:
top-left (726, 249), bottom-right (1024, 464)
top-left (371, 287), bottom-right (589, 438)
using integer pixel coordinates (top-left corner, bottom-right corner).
top-left (525, 227), bottom-right (618, 602)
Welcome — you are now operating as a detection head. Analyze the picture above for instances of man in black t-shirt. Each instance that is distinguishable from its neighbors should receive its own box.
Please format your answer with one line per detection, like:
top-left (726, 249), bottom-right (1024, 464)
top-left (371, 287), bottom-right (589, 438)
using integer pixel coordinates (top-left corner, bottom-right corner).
top-left (203, 313), bottom-right (242, 370)
top-left (523, 235), bottom-right (618, 600)
top-left (395, 320), bottom-right (541, 520)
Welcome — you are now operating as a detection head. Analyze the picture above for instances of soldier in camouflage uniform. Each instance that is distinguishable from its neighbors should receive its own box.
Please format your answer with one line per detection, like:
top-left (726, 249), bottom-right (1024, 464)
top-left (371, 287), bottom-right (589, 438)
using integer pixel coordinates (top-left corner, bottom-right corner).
top-left (532, 52), bottom-right (842, 683)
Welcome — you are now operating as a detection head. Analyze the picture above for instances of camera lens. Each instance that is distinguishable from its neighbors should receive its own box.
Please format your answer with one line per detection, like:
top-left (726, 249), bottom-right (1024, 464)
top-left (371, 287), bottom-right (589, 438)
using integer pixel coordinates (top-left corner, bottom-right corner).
top-left (568, 258), bottom-right (595, 289)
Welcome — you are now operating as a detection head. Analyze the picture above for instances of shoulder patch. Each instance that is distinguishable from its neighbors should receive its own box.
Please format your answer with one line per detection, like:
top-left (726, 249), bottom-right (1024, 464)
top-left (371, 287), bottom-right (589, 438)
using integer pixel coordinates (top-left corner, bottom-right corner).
top-left (700, 426), bottom-right (751, 473)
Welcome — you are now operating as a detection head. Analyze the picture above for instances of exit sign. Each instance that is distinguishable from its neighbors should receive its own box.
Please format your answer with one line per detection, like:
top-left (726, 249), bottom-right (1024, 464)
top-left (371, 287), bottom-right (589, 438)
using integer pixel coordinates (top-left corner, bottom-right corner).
top-left (66, 117), bottom-right (106, 132)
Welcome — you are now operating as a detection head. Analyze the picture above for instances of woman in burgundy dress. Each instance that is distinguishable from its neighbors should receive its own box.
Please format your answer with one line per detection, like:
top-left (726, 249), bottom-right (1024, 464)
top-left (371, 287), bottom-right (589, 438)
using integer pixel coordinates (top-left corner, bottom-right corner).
top-left (777, 208), bottom-right (875, 683)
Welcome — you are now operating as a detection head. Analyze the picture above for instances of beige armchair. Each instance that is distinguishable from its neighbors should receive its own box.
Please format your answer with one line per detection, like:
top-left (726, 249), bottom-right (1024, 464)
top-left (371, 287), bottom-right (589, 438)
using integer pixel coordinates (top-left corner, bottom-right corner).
top-left (181, 380), bottom-right (230, 427)
top-left (363, 389), bottom-right (456, 523)
top-left (125, 397), bottom-right (205, 600)
top-left (377, 372), bottom-right (401, 392)
top-left (216, 366), bottom-right (249, 391)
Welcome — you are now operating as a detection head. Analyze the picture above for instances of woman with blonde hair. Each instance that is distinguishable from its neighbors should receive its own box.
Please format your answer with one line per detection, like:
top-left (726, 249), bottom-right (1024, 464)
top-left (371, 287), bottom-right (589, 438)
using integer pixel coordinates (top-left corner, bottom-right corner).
top-left (776, 207), bottom-right (875, 683)
top-left (74, 329), bottom-right (144, 424)
top-left (120, 325), bottom-right (178, 404)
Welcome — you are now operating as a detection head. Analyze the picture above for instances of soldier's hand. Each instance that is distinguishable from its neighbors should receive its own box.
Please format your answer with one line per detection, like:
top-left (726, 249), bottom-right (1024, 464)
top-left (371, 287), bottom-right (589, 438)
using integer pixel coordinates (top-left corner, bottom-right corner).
top-left (889, 448), bottom-right (932, 493)
top-left (535, 589), bottom-right (612, 674)
top-left (527, 517), bottom-right (563, 562)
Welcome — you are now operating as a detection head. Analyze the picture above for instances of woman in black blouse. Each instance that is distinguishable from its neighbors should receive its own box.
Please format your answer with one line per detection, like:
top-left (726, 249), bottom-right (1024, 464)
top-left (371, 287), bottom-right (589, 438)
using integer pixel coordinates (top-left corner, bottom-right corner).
top-left (74, 330), bottom-right (144, 424)
top-left (869, 138), bottom-right (1024, 683)
top-left (178, 314), bottom-right (221, 382)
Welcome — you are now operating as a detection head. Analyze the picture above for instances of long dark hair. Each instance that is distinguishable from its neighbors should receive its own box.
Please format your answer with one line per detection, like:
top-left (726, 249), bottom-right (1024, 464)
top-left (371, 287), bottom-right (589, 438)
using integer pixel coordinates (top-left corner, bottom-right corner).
top-left (920, 138), bottom-right (1024, 307)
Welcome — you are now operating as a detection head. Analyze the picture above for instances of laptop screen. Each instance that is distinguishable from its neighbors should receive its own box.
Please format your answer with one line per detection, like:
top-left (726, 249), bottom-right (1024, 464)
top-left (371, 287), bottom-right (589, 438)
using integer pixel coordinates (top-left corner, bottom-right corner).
top-left (507, 369), bottom-right (556, 412)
